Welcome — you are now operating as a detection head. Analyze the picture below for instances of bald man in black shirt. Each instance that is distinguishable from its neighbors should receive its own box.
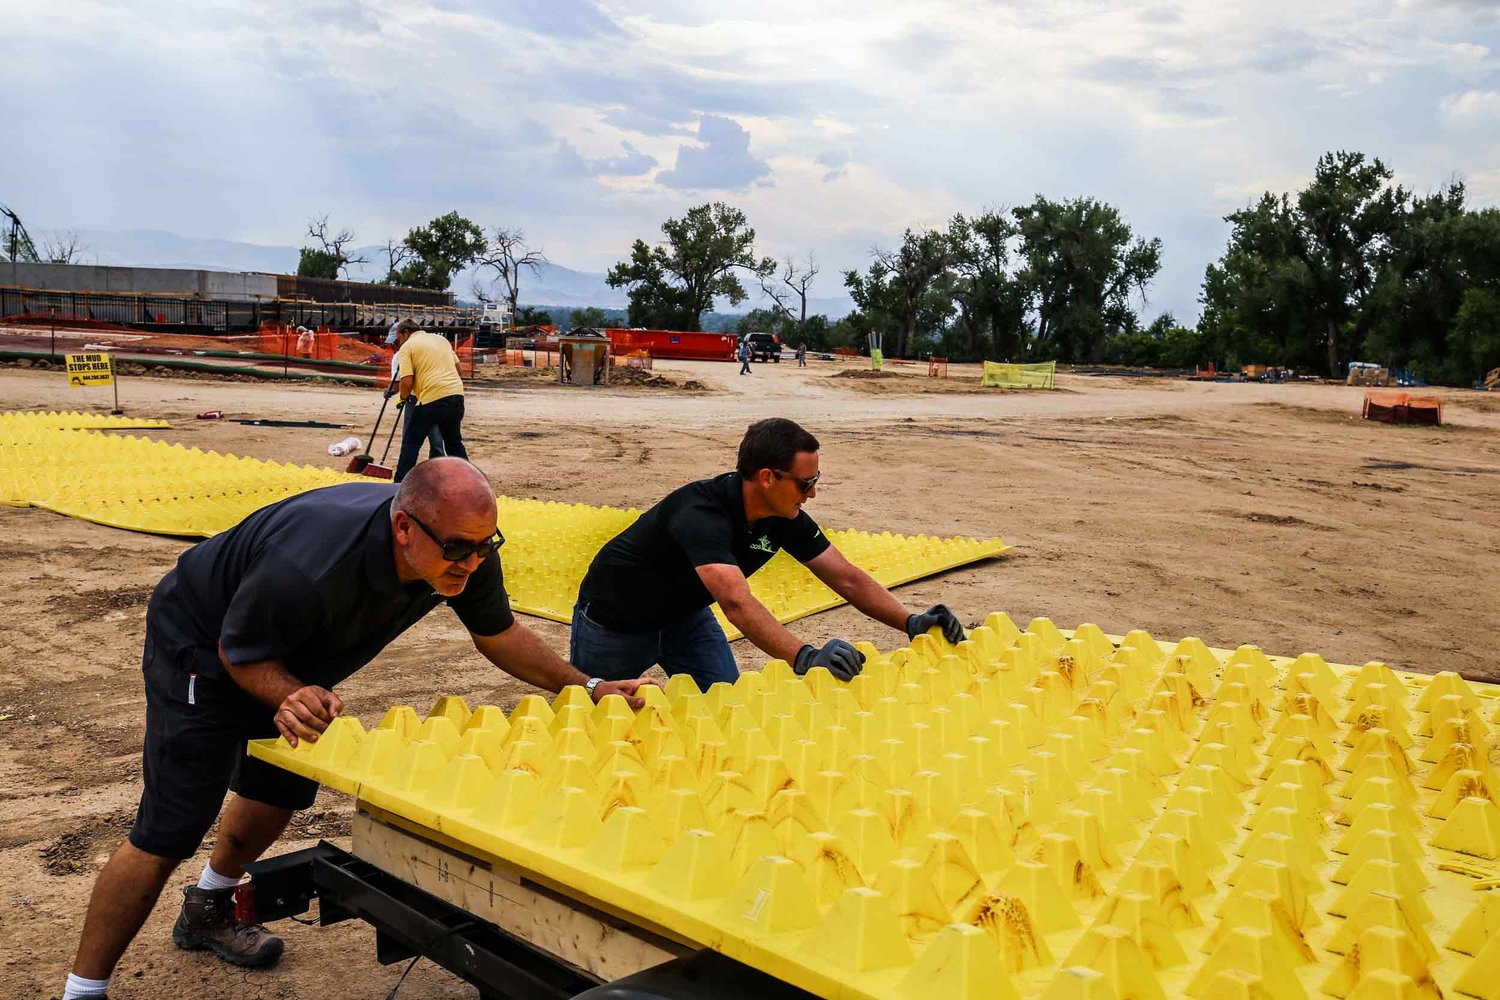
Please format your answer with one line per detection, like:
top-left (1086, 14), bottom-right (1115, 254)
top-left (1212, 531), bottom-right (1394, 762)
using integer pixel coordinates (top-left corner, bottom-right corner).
top-left (60, 459), bottom-right (649, 1000)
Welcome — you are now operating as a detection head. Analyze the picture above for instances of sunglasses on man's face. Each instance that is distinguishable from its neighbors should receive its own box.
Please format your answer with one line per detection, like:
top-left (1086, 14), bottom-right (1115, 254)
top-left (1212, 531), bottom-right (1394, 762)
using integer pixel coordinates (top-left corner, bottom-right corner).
top-left (772, 469), bottom-right (821, 495)
top-left (407, 512), bottom-right (504, 562)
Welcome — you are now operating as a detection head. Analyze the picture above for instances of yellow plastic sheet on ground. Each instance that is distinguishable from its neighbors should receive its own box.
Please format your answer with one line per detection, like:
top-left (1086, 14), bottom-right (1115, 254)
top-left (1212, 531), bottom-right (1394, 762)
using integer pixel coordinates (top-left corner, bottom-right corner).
top-left (0, 416), bottom-right (1008, 635)
top-left (0, 409), bottom-right (169, 431)
top-left (253, 615), bottom-right (1500, 1000)
top-left (981, 361), bottom-right (1056, 389)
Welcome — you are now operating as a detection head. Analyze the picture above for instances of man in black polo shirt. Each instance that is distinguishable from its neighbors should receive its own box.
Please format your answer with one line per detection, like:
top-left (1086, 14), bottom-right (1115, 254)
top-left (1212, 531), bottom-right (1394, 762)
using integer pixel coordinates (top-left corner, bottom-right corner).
top-left (571, 417), bottom-right (965, 691)
top-left (59, 458), bottom-right (649, 1000)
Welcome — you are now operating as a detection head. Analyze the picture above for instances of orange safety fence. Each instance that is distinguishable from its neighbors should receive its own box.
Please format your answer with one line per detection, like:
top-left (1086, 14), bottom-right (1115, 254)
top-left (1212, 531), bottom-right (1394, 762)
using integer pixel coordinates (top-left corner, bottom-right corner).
top-left (455, 335), bottom-right (474, 379)
top-left (927, 356), bottom-right (948, 378)
top-left (1362, 390), bottom-right (1444, 425)
top-left (616, 349), bottom-right (652, 370)
top-left (244, 321), bottom-right (475, 383)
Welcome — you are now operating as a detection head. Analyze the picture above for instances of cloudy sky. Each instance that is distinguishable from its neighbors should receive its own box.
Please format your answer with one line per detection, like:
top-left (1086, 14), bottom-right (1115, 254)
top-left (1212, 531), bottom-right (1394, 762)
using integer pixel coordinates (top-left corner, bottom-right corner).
top-left (4, 0), bottom-right (1499, 321)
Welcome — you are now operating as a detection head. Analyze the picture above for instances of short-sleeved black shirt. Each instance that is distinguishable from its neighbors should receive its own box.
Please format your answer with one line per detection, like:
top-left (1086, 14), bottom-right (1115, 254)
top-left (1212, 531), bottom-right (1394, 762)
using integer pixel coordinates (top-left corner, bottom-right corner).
top-left (147, 482), bottom-right (514, 688)
top-left (576, 471), bottom-right (831, 632)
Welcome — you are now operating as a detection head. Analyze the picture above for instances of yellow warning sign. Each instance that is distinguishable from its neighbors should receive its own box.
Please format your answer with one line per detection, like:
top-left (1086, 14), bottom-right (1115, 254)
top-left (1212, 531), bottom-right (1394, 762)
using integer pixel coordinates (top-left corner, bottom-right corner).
top-left (64, 352), bottom-right (114, 388)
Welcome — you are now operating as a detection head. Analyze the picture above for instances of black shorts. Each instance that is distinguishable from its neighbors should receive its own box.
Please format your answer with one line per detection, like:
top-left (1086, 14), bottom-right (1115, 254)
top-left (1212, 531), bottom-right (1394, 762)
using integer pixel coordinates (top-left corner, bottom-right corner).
top-left (128, 635), bottom-right (318, 861)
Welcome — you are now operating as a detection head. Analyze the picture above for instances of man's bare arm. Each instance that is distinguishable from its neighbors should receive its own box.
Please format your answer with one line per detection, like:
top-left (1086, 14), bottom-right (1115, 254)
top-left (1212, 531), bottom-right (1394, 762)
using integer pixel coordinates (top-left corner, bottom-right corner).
top-left (804, 547), bottom-right (911, 632)
top-left (695, 563), bottom-right (804, 663)
top-left (217, 643), bottom-right (343, 748)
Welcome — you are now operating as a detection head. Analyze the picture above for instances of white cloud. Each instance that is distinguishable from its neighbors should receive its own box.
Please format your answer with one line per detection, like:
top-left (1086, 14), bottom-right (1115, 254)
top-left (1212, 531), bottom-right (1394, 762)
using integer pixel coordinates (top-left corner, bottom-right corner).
top-left (1441, 89), bottom-right (1500, 120)
top-left (3, 0), bottom-right (1498, 323)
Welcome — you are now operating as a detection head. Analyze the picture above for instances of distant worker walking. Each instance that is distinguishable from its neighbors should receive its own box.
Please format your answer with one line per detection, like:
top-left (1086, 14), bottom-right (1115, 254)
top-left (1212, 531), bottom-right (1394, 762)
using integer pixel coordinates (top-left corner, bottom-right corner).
top-left (796, 341), bottom-right (807, 367)
top-left (570, 417), bottom-right (967, 691)
top-left (738, 338), bottom-right (752, 375)
top-left (386, 319), bottom-right (443, 462)
top-left (392, 323), bottom-right (468, 481)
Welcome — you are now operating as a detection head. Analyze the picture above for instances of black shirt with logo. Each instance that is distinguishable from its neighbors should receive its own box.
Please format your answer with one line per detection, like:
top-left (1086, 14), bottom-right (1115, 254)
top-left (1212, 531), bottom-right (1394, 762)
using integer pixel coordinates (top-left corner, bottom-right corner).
top-left (577, 471), bottom-right (832, 632)
top-left (148, 482), bottom-right (514, 689)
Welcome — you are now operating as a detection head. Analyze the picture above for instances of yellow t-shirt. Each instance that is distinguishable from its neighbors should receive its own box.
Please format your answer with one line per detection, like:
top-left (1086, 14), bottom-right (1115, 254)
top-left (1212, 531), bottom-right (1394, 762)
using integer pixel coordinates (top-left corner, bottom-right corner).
top-left (397, 331), bottom-right (464, 405)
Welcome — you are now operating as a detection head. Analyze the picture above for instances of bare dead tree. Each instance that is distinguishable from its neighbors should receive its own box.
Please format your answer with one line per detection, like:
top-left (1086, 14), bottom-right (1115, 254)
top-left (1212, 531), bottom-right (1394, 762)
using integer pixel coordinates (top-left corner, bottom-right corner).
top-left (42, 229), bottom-right (87, 264)
top-left (383, 238), bottom-right (412, 280)
top-left (306, 215), bottom-right (369, 278)
top-left (469, 279), bottom-right (493, 304)
top-left (758, 252), bottom-right (819, 329)
top-left (476, 226), bottom-right (547, 323)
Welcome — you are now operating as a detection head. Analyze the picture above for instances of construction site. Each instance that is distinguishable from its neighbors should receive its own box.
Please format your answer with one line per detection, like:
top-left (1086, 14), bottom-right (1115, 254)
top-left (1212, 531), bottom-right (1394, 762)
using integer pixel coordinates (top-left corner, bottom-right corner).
top-left (0, 295), bottom-right (1498, 999)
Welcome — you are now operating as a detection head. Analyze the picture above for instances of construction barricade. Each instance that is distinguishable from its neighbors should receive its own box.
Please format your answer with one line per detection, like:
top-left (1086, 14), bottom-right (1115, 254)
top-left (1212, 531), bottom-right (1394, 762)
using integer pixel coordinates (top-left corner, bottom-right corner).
top-left (927, 356), bottom-right (948, 378)
top-left (1363, 390), bottom-right (1444, 425)
top-left (982, 360), bottom-right (1057, 389)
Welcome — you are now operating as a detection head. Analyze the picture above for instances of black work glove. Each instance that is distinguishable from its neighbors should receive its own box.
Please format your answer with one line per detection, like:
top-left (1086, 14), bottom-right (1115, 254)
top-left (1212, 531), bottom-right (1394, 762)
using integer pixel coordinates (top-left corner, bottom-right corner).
top-left (906, 604), bottom-right (964, 644)
top-left (793, 640), bottom-right (866, 682)
top-left (383, 384), bottom-right (397, 399)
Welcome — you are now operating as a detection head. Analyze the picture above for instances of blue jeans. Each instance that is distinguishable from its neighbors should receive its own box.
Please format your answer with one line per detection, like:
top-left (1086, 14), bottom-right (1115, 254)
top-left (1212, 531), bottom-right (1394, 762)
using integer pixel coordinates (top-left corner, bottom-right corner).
top-left (569, 602), bottom-right (740, 692)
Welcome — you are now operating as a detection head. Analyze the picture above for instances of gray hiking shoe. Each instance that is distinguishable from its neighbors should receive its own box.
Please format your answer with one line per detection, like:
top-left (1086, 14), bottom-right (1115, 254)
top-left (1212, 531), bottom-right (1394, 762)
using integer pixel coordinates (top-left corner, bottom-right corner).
top-left (171, 885), bottom-right (284, 968)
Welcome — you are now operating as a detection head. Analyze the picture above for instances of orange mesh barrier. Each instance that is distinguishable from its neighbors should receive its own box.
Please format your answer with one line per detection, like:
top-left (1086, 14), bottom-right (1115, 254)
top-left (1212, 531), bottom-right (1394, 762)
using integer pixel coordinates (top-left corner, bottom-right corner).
top-left (1363, 390), bottom-right (1444, 425)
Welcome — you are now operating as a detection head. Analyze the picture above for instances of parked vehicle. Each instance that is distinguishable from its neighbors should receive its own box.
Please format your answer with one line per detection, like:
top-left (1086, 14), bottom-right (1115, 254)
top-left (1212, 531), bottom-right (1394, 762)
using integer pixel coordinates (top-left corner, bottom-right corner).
top-left (741, 331), bottom-right (781, 363)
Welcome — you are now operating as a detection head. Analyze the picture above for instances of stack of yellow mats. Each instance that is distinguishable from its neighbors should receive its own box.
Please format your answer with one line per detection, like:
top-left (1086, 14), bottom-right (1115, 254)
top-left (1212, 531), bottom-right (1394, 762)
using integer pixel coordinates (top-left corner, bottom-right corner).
top-left (251, 612), bottom-right (1500, 999)
top-left (0, 419), bottom-right (1009, 631)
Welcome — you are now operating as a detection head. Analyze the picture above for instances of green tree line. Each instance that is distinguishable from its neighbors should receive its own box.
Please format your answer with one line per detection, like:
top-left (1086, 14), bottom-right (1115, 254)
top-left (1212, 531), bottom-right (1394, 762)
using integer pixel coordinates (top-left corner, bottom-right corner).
top-left (296, 150), bottom-right (1500, 383)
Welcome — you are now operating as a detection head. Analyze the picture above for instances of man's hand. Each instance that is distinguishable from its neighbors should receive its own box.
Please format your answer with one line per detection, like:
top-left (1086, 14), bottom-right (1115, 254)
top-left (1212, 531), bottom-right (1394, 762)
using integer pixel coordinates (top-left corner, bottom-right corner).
top-left (276, 685), bottom-right (343, 748)
top-left (591, 678), bottom-right (658, 710)
top-left (906, 604), bottom-right (965, 645)
top-left (794, 640), bottom-right (865, 682)
top-left (383, 384), bottom-right (397, 399)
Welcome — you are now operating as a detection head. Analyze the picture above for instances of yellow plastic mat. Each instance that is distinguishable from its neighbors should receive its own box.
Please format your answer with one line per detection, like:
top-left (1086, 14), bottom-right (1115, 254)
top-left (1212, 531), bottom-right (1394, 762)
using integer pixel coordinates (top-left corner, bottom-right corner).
top-left (0, 420), bottom-right (1008, 633)
top-left (253, 615), bottom-right (1500, 1000)
top-left (0, 409), bottom-right (170, 431)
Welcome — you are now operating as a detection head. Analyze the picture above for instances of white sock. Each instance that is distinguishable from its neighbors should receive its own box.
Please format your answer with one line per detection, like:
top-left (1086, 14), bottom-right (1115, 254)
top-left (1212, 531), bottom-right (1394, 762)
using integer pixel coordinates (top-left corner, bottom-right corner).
top-left (197, 863), bottom-right (242, 892)
top-left (62, 973), bottom-right (110, 999)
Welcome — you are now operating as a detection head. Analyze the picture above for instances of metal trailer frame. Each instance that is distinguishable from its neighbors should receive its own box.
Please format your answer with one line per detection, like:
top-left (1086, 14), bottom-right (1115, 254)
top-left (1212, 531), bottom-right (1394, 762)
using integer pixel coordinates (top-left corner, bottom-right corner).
top-left (244, 842), bottom-right (816, 1000)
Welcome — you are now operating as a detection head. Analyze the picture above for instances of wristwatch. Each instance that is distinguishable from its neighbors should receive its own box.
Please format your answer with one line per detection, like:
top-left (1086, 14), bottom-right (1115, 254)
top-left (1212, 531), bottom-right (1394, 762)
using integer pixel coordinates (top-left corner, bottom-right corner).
top-left (585, 677), bottom-right (604, 699)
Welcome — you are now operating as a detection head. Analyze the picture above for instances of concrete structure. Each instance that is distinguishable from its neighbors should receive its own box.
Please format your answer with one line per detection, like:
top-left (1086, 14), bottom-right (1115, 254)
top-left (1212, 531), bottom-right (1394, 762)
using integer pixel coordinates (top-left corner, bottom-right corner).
top-left (0, 261), bottom-right (279, 301)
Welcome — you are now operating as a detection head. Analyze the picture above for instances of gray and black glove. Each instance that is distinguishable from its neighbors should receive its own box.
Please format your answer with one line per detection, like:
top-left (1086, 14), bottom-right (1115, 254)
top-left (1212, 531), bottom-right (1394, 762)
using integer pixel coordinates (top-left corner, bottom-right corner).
top-left (383, 384), bottom-right (398, 399)
top-left (793, 639), bottom-right (866, 682)
top-left (906, 604), bottom-right (964, 644)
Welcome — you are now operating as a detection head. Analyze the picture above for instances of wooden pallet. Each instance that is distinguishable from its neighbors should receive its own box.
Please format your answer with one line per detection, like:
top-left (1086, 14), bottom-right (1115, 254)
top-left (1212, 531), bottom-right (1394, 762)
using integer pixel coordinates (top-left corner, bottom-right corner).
top-left (350, 807), bottom-right (693, 984)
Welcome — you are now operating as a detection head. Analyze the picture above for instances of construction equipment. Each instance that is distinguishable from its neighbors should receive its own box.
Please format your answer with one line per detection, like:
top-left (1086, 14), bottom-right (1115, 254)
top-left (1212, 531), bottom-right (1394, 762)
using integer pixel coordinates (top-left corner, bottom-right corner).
top-left (1, 203), bottom-right (40, 263)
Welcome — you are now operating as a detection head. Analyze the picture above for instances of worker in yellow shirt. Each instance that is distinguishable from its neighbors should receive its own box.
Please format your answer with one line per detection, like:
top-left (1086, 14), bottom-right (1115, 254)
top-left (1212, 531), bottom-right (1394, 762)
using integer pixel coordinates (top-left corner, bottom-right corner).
top-left (392, 324), bottom-right (469, 481)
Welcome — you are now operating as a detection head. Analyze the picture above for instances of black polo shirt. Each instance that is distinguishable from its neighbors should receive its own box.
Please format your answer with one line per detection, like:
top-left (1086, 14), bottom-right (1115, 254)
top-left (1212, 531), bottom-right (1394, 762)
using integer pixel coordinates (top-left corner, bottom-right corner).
top-left (576, 471), bottom-right (831, 632)
top-left (147, 482), bottom-right (514, 689)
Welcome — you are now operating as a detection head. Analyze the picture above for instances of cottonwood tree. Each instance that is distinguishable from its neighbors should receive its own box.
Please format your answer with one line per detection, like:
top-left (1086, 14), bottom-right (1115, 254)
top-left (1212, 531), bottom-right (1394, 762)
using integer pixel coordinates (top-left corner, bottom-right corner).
top-left (476, 227), bottom-right (548, 329)
top-left (1013, 196), bottom-right (1161, 363)
top-left (42, 230), bottom-right (87, 264)
top-left (607, 202), bottom-right (774, 330)
top-left (845, 228), bottom-right (955, 357)
top-left (759, 253), bottom-right (819, 329)
top-left (387, 212), bottom-right (486, 291)
top-left (298, 215), bottom-right (368, 279)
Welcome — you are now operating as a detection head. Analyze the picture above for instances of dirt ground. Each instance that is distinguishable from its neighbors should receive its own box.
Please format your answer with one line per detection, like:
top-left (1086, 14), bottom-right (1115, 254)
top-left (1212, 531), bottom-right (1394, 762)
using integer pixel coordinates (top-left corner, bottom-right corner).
top-left (1, 356), bottom-right (1497, 998)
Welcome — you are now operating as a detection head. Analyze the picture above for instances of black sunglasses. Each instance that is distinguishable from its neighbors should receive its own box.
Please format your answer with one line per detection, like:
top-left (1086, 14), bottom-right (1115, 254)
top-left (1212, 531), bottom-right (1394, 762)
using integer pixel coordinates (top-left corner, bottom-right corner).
top-left (407, 512), bottom-right (504, 562)
top-left (772, 469), bottom-right (821, 495)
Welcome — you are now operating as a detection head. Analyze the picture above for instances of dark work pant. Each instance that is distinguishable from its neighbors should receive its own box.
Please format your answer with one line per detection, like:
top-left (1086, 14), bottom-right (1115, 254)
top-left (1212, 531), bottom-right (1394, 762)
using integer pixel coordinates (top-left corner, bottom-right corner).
top-left (402, 395), bottom-right (445, 461)
top-left (395, 394), bottom-right (468, 481)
